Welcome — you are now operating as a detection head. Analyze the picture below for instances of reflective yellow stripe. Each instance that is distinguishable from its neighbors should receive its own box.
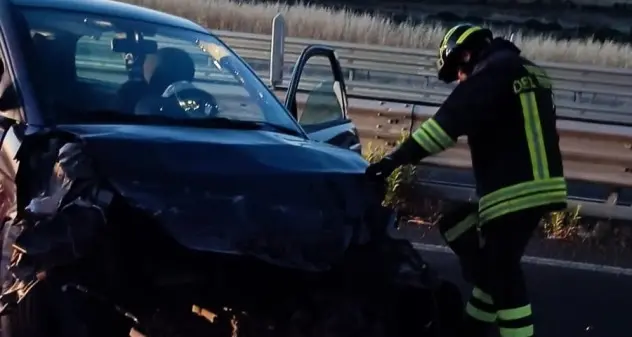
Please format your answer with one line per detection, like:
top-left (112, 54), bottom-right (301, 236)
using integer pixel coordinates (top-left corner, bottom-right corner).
top-left (456, 26), bottom-right (482, 44)
top-left (472, 287), bottom-right (493, 305)
top-left (412, 128), bottom-right (442, 154)
top-left (443, 212), bottom-right (477, 242)
top-left (478, 178), bottom-right (567, 223)
top-left (465, 302), bottom-right (496, 322)
top-left (422, 119), bottom-right (454, 148)
top-left (498, 305), bottom-right (534, 337)
top-left (441, 25), bottom-right (461, 49)
top-left (480, 178), bottom-right (566, 207)
top-left (499, 325), bottom-right (534, 337)
top-left (498, 304), bottom-right (532, 321)
top-left (411, 118), bottom-right (456, 154)
top-left (524, 65), bottom-right (552, 89)
top-left (480, 190), bottom-right (566, 223)
top-left (519, 91), bottom-right (549, 180)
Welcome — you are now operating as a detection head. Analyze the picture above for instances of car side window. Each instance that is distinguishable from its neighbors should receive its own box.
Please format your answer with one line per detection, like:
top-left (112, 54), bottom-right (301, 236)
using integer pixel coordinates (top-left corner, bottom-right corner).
top-left (294, 56), bottom-right (345, 126)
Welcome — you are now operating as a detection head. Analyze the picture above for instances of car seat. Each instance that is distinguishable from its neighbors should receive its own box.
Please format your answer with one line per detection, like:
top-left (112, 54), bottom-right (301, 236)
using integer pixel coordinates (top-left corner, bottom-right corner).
top-left (146, 47), bottom-right (195, 93)
top-left (298, 80), bottom-right (346, 125)
top-left (132, 47), bottom-right (196, 115)
top-left (117, 47), bottom-right (195, 114)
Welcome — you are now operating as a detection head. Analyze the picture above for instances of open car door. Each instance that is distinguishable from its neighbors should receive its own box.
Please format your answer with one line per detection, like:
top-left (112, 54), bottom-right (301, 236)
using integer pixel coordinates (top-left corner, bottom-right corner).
top-left (284, 45), bottom-right (361, 154)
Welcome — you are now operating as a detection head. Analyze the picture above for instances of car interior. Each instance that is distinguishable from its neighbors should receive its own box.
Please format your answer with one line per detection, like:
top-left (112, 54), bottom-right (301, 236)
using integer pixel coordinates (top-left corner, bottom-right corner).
top-left (11, 10), bottom-right (273, 123)
top-left (8, 9), bottom-right (350, 137)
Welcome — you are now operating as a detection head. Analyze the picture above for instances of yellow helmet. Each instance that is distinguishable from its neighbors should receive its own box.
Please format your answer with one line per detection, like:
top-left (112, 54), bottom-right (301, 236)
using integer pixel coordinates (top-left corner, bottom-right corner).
top-left (437, 23), bottom-right (493, 83)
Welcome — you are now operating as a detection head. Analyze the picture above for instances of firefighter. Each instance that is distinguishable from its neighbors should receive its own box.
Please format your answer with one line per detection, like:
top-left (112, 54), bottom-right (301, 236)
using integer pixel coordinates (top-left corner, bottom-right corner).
top-left (365, 23), bottom-right (568, 337)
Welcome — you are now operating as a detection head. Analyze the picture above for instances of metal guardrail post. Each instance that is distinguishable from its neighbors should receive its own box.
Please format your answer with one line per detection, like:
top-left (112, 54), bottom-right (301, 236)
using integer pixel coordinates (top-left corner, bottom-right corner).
top-left (269, 13), bottom-right (286, 88)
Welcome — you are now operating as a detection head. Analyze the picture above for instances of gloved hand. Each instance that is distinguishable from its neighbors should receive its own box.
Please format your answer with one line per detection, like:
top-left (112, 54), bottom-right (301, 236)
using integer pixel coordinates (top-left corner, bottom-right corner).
top-left (365, 157), bottom-right (399, 181)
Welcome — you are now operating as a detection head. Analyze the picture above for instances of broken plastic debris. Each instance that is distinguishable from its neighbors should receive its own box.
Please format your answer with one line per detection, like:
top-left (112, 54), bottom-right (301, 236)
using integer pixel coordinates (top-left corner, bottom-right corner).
top-left (25, 187), bottom-right (69, 215)
top-left (57, 142), bottom-right (95, 180)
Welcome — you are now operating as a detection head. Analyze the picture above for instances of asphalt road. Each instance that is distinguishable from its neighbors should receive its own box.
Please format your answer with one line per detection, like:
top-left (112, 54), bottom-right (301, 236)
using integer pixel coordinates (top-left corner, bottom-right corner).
top-left (421, 250), bottom-right (632, 337)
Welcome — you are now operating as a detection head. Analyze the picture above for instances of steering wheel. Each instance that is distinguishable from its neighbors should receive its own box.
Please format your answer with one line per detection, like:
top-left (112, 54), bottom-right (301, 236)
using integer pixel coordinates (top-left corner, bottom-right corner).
top-left (158, 81), bottom-right (221, 118)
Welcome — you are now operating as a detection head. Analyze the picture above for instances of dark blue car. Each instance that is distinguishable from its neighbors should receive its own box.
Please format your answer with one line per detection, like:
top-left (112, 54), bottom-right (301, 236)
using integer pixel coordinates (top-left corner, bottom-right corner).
top-left (0, 0), bottom-right (461, 336)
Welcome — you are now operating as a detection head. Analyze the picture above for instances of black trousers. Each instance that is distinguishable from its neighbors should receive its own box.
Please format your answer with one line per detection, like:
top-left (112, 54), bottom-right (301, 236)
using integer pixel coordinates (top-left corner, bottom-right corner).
top-left (437, 203), bottom-right (543, 337)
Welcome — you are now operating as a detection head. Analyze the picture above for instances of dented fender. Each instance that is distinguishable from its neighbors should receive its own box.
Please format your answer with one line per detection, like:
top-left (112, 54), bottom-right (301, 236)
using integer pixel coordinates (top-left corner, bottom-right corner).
top-left (0, 128), bottom-right (114, 312)
top-left (6, 130), bottom-right (114, 278)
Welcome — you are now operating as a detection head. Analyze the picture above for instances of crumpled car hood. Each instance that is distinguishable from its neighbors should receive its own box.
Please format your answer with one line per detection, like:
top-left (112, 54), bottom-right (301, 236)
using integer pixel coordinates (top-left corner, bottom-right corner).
top-left (56, 124), bottom-right (373, 271)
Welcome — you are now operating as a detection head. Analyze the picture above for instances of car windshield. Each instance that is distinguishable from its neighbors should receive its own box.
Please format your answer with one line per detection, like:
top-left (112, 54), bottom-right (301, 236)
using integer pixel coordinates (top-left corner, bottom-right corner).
top-left (14, 6), bottom-right (304, 136)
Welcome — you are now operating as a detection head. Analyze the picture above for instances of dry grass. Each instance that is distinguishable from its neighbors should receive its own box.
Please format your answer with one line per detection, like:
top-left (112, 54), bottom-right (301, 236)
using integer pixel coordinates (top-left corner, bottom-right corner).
top-left (123, 0), bottom-right (632, 68)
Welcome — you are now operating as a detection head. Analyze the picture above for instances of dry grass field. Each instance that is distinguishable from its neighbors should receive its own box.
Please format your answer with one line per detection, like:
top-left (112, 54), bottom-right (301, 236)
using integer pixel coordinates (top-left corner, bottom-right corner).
top-left (123, 0), bottom-right (632, 68)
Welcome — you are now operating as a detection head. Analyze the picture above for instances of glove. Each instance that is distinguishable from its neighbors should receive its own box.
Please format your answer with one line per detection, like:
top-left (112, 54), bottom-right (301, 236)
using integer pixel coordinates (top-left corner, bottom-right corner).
top-left (366, 137), bottom-right (426, 182)
top-left (365, 157), bottom-right (399, 181)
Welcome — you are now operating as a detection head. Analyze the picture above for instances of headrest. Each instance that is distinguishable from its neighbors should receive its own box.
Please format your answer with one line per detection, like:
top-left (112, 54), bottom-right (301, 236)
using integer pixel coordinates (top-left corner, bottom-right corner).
top-left (147, 47), bottom-right (195, 93)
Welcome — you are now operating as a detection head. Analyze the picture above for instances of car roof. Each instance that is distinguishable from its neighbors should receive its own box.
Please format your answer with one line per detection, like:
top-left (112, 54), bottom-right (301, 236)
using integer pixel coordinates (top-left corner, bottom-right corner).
top-left (9, 0), bottom-right (209, 34)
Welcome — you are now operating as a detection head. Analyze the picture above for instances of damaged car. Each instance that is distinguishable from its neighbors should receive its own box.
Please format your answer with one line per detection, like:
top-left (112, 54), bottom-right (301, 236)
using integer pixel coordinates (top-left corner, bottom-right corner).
top-left (0, 0), bottom-right (463, 336)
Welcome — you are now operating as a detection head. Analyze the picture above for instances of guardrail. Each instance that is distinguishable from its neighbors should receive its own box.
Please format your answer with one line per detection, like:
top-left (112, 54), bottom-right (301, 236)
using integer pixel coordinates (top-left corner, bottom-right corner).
top-left (209, 26), bottom-right (632, 122)
top-left (286, 91), bottom-right (632, 220)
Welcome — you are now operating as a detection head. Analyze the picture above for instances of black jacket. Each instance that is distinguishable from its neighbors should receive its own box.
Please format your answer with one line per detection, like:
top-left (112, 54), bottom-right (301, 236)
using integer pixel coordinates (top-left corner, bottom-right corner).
top-left (390, 38), bottom-right (567, 224)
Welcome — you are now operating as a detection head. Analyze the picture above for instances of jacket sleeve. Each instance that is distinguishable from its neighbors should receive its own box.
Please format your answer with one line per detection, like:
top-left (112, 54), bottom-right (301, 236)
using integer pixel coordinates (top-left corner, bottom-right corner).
top-left (410, 70), bottom-right (501, 159)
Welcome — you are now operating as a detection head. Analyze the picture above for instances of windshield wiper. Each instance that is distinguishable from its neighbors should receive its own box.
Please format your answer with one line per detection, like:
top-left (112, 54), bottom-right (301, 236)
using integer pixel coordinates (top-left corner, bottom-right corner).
top-left (58, 109), bottom-right (304, 137)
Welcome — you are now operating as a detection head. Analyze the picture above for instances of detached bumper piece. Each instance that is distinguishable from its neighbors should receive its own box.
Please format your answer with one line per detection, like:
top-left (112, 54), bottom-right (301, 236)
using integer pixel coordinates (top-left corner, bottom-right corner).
top-left (1, 134), bottom-right (115, 312)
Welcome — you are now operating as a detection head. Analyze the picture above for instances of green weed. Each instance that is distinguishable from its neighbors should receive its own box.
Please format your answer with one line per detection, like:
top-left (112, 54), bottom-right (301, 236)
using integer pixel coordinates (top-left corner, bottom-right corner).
top-left (362, 132), bottom-right (418, 214)
top-left (542, 205), bottom-right (582, 240)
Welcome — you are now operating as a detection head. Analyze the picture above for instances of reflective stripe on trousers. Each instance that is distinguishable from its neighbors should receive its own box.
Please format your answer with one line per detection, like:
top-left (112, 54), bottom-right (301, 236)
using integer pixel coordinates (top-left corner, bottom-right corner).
top-left (498, 305), bottom-right (534, 337)
top-left (466, 289), bottom-right (535, 337)
top-left (466, 287), bottom-right (496, 323)
top-left (443, 212), bottom-right (478, 243)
